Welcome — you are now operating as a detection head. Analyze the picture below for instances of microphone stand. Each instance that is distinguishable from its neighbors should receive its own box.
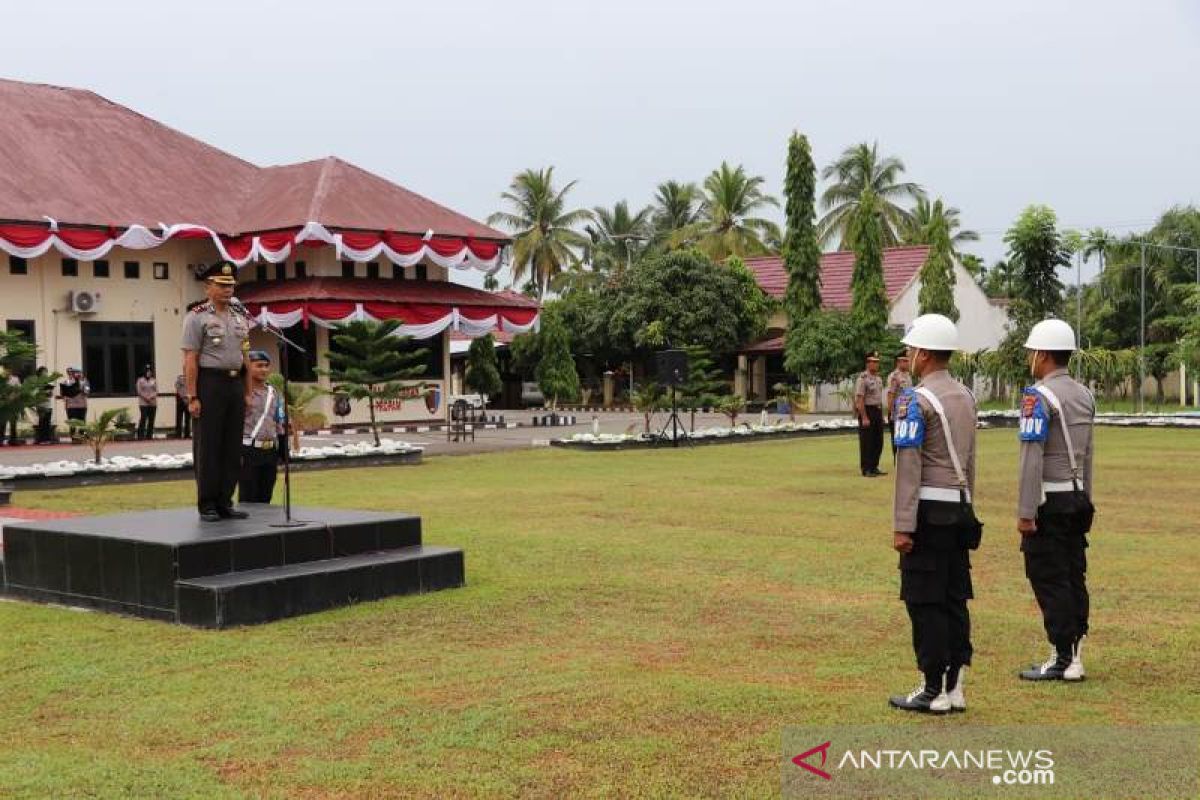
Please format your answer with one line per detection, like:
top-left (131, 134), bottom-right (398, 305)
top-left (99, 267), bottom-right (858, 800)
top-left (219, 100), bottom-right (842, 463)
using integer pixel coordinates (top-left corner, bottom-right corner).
top-left (251, 315), bottom-right (308, 528)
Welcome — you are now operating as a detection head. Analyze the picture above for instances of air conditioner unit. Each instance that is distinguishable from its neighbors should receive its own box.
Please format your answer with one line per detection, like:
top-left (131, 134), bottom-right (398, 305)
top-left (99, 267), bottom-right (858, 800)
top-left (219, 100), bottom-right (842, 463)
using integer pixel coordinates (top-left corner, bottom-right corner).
top-left (70, 290), bottom-right (101, 314)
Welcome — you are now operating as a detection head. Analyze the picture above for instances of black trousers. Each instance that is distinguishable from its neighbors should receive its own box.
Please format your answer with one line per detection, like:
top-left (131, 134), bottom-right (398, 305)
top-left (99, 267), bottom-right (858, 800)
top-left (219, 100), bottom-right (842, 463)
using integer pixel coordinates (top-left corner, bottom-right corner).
top-left (194, 369), bottom-right (245, 514)
top-left (238, 445), bottom-right (279, 504)
top-left (858, 405), bottom-right (884, 473)
top-left (175, 398), bottom-right (191, 438)
top-left (900, 501), bottom-right (974, 678)
top-left (2, 416), bottom-right (17, 444)
top-left (36, 408), bottom-right (53, 443)
top-left (1023, 493), bottom-right (1091, 649)
top-left (137, 405), bottom-right (157, 439)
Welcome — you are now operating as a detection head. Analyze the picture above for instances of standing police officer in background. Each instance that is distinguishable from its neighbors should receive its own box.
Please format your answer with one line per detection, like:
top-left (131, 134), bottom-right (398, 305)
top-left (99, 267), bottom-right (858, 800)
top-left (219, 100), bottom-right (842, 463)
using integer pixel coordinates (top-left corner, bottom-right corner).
top-left (885, 351), bottom-right (913, 457)
top-left (239, 350), bottom-right (286, 504)
top-left (888, 314), bottom-right (981, 714)
top-left (1017, 319), bottom-right (1095, 682)
top-left (182, 262), bottom-right (252, 522)
top-left (854, 352), bottom-right (886, 477)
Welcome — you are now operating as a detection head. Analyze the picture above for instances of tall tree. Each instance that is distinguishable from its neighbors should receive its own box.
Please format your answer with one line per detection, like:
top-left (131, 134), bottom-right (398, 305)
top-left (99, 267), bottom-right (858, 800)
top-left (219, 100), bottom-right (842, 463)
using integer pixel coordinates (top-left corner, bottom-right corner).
top-left (321, 320), bottom-right (429, 446)
top-left (677, 162), bottom-right (781, 260)
top-left (650, 180), bottom-right (703, 247)
top-left (1004, 204), bottom-right (1070, 319)
top-left (487, 167), bottom-right (592, 297)
top-left (677, 344), bottom-right (727, 431)
top-left (583, 200), bottom-right (653, 275)
top-left (917, 210), bottom-right (958, 320)
top-left (782, 131), bottom-right (822, 322)
top-left (464, 334), bottom-right (503, 413)
top-left (818, 141), bottom-right (924, 248)
top-left (535, 314), bottom-right (580, 409)
top-left (902, 197), bottom-right (979, 251)
top-left (848, 190), bottom-right (890, 344)
top-left (784, 309), bottom-right (860, 401)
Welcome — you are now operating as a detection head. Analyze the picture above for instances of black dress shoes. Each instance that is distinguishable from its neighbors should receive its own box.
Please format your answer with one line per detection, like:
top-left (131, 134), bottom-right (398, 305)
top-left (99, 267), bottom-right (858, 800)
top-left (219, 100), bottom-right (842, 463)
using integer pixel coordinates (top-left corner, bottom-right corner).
top-left (199, 509), bottom-right (221, 523)
top-left (217, 508), bottom-right (249, 520)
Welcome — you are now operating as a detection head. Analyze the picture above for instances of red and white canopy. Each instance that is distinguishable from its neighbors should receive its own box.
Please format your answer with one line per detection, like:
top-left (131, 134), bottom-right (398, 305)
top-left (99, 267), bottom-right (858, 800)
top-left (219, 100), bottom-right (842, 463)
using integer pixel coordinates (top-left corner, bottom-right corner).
top-left (0, 221), bottom-right (503, 273)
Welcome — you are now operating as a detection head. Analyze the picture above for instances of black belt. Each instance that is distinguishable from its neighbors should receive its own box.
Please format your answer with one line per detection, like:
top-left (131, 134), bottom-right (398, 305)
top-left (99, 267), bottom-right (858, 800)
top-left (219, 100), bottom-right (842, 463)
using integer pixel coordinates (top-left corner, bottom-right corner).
top-left (200, 367), bottom-right (244, 378)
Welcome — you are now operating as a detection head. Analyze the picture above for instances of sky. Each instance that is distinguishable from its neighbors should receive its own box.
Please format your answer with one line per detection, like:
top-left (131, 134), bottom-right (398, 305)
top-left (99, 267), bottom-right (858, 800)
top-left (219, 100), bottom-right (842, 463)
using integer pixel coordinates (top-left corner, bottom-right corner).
top-left (4, 0), bottom-right (1198, 288)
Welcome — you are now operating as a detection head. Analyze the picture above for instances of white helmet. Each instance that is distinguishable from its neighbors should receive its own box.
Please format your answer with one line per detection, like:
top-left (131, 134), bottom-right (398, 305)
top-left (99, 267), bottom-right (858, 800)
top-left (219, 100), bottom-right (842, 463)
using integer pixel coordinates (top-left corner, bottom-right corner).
top-left (1024, 319), bottom-right (1077, 351)
top-left (901, 314), bottom-right (959, 351)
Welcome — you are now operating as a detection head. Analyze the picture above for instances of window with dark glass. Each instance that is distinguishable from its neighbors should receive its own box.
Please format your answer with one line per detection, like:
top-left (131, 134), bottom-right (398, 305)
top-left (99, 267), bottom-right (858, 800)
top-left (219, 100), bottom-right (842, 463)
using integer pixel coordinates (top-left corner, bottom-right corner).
top-left (256, 263), bottom-right (268, 282)
top-left (415, 264), bottom-right (428, 281)
top-left (62, 258), bottom-right (79, 277)
top-left (9, 256), bottom-right (28, 275)
top-left (279, 323), bottom-right (319, 383)
top-left (153, 262), bottom-right (169, 280)
top-left (294, 261), bottom-right (307, 278)
top-left (93, 259), bottom-right (109, 278)
top-left (392, 264), bottom-right (406, 280)
top-left (275, 262), bottom-right (287, 281)
top-left (341, 260), bottom-right (356, 278)
top-left (366, 261), bottom-right (380, 279)
top-left (80, 321), bottom-right (154, 396)
top-left (123, 261), bottom-right (140, 279)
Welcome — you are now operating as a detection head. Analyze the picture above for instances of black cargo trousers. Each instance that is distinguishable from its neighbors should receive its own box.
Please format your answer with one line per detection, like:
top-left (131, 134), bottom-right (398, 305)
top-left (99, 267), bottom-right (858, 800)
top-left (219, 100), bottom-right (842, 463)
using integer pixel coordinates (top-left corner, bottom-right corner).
top-left (1022, 491), bottom-right (1092, 650)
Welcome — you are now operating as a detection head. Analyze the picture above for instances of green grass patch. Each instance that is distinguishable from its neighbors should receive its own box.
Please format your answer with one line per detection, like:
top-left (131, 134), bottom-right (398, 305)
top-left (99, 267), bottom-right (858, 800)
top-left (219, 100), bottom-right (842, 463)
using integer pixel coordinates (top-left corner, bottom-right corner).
top-left (1, 429), bottom-right (1197, 797)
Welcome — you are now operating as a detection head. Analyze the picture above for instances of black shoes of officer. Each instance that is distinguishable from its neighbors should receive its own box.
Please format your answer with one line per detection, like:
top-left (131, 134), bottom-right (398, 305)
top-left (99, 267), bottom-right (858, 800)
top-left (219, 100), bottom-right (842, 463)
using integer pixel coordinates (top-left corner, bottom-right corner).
top-left (889, 671), bottom-right (952, 714)
top-left (217, 507), bottom-right (250, 520)
top-left (1020, 638), bottom-right (1085, 681)
top-left (199, 509), bottom-right (221, 523)
top-left (863, 468), bottom-right (888, 478)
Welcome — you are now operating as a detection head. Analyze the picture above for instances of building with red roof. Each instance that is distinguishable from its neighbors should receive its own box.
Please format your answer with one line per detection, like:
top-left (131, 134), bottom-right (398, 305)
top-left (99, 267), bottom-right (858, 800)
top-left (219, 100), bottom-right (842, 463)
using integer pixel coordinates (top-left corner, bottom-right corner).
top-left (0, 78), bottom-right (534, 426)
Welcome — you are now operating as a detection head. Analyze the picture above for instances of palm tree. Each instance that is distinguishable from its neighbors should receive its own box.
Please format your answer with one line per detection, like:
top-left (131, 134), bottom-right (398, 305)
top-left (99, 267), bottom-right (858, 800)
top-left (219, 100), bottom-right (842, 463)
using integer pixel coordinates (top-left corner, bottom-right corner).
top-left (902, 197), bottom-right (979, 251)
top-left (818, 141), bottom-right (924, 248)
top-left (677, 162), bottom-right (781, 260)
top-left (650, 180), bottom-right (703, 247)
top-left (584, 200), bottom-right (654, 275)
top-left (487, 167), bottom-right (592, 297)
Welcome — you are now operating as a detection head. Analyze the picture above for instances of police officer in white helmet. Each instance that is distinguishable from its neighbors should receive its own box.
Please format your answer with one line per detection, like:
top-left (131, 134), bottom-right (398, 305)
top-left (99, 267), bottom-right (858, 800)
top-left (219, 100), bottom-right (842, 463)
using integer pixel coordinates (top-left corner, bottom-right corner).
top-left (1016, 319), bottom-right (1096, 682)
top-left (888, 314), bottom-right (982, 714)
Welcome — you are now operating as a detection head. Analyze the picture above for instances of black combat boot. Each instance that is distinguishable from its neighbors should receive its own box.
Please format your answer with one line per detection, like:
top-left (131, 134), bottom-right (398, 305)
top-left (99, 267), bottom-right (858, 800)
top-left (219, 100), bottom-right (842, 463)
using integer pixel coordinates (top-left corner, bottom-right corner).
top-left (1019, 645), bottom-right (1075, 681)
top-left (889, 670), bottom-right (951, 714)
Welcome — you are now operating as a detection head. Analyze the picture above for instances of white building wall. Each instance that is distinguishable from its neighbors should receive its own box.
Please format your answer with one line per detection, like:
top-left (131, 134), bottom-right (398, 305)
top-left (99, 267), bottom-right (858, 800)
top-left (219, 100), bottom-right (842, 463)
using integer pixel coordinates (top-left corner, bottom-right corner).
top-left (888, 261), bottom-right (1009, 352)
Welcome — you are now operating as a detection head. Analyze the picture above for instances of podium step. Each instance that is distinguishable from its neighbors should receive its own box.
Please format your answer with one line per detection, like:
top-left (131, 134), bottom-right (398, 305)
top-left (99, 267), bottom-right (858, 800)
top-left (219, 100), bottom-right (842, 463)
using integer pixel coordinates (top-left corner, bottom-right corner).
top-left (175, 545), bottom-right (464, 628)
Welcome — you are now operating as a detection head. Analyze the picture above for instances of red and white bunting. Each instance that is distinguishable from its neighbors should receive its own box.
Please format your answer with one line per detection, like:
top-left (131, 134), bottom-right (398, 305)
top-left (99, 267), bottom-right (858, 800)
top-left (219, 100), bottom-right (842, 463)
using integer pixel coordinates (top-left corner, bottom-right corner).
top-left (243, 301), bottom-right (538, 340)
top-left (0, 221), bottom-right (503, 273)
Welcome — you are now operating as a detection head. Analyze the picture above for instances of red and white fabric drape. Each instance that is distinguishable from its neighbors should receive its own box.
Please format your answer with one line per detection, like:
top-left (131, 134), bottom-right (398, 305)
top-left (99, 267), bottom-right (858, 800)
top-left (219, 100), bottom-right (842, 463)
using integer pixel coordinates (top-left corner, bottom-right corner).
top-left (0, 221), bottom-right (503, 273)
top-left (243, 301), bottom-right (539, 340)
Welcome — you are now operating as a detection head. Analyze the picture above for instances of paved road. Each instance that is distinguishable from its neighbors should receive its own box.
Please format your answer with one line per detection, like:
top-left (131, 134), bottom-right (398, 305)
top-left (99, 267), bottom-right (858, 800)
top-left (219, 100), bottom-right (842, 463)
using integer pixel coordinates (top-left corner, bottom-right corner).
top-left (0, 410), bottom-right (839, 467)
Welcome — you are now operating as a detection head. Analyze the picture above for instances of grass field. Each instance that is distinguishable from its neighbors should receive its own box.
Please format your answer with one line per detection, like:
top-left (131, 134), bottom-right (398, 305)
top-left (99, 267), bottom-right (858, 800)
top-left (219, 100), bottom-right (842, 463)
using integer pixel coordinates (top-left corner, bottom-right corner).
top-left (1, 428), bottom-right (1198, 798)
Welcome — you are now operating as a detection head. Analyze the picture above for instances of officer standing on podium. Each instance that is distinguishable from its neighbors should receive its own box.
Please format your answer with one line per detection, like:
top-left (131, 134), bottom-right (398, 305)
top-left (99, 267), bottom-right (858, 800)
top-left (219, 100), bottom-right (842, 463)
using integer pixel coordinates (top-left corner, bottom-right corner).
top-left (888, 314), bottom-right (982, 715)
top-left (181, 262), bottom-right (252, 522)
top-left (1016, 319), bottom-right (1096, 682)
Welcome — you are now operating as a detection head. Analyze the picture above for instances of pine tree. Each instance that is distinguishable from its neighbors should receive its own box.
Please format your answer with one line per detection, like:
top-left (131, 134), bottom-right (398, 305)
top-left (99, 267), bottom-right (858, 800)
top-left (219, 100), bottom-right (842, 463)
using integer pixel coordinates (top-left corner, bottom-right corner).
top-left (677, 344), bottom-right (727, 431)
top-left (782, 131), bottom-right (822, 322)
top-left (917, 211), bottom-right (958, 320)
top-left (464, 334), bottom-right (503, 413)
top-left (321, 320), bottom-right (428, 446)
top-left (848, 190), bottom-right (889, 345)
top-left (535, 315), bottom-right (580, 409)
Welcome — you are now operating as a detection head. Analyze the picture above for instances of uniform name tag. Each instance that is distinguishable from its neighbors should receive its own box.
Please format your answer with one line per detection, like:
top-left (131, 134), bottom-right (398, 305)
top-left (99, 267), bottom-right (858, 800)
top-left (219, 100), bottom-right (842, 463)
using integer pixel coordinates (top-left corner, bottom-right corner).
top-left (893, 388), bottom-right (924, 447)
top-left (1018, 388), bottom-right (1049, 442)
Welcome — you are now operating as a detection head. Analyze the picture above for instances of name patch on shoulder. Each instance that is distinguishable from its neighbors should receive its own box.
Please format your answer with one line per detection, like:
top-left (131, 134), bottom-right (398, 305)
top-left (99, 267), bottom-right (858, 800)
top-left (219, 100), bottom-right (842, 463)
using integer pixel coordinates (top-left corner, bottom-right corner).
top-left (893, 388), bottom-right (924, 447)
top-left (1018, 388), bottom-right (1049, 442)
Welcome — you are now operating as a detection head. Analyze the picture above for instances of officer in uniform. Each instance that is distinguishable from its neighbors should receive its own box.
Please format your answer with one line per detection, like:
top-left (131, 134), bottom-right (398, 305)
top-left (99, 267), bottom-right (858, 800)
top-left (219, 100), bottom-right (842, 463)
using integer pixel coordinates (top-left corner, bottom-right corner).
top-left (854, 352), bottom-right (886, 477)
top-left (885, 352), bottom-right (913, 457)
top-left (1016, 319), bottom-right (1095, 682)
top-left (888, 314), bottom-right (981, 714)
top-left (239, 350), bottom-right (286, 504)
top-left (181, 262), bottom-right (252, 522)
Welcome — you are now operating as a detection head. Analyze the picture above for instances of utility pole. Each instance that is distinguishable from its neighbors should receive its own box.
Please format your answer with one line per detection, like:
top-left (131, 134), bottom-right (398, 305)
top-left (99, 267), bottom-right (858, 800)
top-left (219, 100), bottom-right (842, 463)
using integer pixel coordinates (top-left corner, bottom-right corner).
top-left (1139, 242), bottom-right (1146, 414)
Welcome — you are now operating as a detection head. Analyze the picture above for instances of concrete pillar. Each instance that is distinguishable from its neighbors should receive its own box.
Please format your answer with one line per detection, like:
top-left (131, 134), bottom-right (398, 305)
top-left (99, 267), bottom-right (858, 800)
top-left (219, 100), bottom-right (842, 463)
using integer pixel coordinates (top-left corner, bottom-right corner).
top-left (1181, 363), bottom-right (1187, 408)
top-left (602, 371), bottom-right (614, 407)
top-left (735, 355), bottom-right (748, 399)
top-left (753, 356), bottom-right (768, 401)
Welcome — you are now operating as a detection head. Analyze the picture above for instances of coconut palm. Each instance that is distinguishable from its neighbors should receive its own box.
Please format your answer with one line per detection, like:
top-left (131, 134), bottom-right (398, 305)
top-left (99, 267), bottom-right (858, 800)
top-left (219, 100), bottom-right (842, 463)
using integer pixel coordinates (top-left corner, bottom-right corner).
top-left (676, 162), bottom-right (781, 260)
top-left (487, 167), bottom-right (593, 297)
top-left (818, 141), bottom-right (924, 248)
top-left (902, 197), bottom-right (979, 251)
top-left (584, 200), bottom-right (654, 275)
top-left (650, 180), bottom-right (703, 246)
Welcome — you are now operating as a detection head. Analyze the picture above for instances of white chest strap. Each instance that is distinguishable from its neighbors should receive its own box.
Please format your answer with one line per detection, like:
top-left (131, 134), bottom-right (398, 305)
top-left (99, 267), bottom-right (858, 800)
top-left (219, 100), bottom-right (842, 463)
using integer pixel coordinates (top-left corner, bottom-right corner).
top-left (914, 387), bottom-right (968, 491)
top-left (249, 386), bottom-right (276, 441)
top-left (1034, 384), bottom-right (1081, 488)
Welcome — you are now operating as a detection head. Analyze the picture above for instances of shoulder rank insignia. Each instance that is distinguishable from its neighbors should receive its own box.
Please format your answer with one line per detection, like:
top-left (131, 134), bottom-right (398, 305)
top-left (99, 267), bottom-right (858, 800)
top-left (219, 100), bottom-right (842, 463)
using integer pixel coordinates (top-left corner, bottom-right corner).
top-left (1018, 387), bottom-right (1050, 442)
top-left (893, 387), bottom-right (925, 448)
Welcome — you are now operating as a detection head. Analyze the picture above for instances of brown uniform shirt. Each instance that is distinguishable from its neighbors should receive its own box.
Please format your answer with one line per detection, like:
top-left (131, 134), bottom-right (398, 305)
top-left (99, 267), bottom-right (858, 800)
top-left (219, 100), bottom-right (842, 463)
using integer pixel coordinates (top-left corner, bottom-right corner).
top-left (885, 368), bottom-right (912, 417)
top-left (243, 384), bottom-right (284, 441)
top-left (893, 369), bottom-right (978, 532)
top-left (854, 371), bottom-right (884, 406)
top-left (1017, 368), bottom-right (1095, 519)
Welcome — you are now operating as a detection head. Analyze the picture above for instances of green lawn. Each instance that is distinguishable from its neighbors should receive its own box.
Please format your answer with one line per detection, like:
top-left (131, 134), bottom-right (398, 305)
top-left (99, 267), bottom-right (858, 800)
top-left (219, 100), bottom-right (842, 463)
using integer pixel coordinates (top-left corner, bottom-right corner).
top-left (1, 429), bottom-right (1198, 798)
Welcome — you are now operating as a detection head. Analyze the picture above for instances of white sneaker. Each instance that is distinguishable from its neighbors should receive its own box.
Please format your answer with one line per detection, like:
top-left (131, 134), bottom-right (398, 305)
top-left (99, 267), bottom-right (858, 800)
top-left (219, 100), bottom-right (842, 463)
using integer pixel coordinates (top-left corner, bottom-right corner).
top-left (1064, 636), bottom-right (1086, 681)
top-left (947, 666), bottom-right (966, 712)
